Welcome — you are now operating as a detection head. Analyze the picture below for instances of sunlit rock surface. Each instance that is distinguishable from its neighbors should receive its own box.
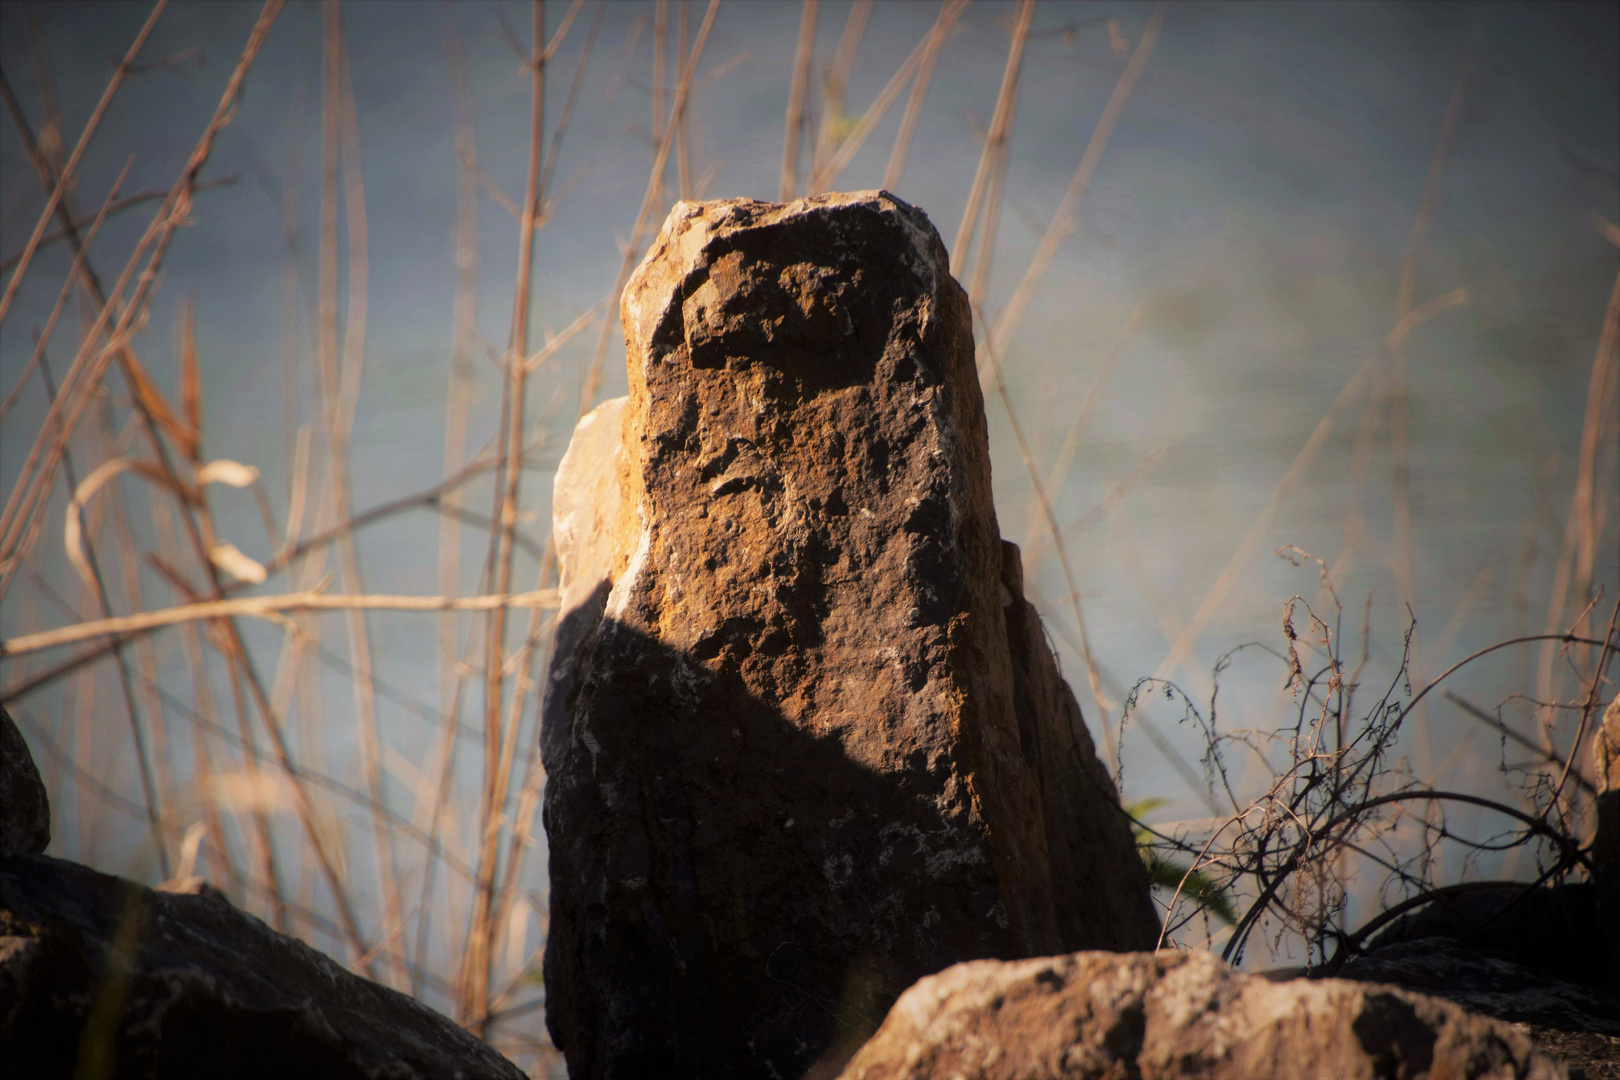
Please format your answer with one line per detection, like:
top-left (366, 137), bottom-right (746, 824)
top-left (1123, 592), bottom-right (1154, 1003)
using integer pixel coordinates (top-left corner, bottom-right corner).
top-left (836, 949), bottom-right (1568, 1080)
top-left (1594, 697), bottom-right (1620, 994)
top-left (541, 191), bottom-right (1156, 1079)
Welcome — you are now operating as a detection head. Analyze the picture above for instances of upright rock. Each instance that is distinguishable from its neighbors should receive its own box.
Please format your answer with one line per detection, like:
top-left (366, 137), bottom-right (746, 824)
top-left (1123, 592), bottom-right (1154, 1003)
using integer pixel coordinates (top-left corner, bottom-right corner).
top-left (541, 191), bottom-right (1155, 1080)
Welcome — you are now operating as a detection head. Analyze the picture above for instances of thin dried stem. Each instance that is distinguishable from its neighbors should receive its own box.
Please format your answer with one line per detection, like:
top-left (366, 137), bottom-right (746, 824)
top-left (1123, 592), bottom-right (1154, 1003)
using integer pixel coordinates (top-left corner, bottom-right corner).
top-left (577, 0), bottom-right (720, 415)
top-left (1, 588), bottom-right (561, 658)
top-left (466, 0), bottom-right (548, 1028)
top-left (1388, 35), bottom-right (1474, 778)
top-left (0, 0), bottom-right (166, 327)
top-left (809, 0), bottom-right (872, 185)
top-left (812, 0), bottom-right (968, 194)
top-left (951, 0), bottom-right (1033, 279)
top-left (779, 0), bottom-right (818, 200)
top-left (882, 0), bottom-right (963, 191)
top-left (987, 5), bottom-right (1162, 358)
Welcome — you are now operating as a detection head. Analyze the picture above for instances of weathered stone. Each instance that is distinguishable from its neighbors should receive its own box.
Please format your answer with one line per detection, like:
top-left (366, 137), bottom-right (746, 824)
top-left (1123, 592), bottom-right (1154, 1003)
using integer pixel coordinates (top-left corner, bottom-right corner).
top-left (1594, 696), bottom-right (1620, 994)
top-left (999, 540), bottom-right (1161, 952)
top-left (1355, 883), bottom-right (1608, 991)
top-left (0, 853), bottom-right (524, 1080)
top-left (836, 948), bottom-right (1568, 1079)
top-left (0, 707), bottom-right (49, 855)
top-left (541, 191), bottom-right (1155, 1079)
top-left (1342, 934), bottom-right (1620, 1036)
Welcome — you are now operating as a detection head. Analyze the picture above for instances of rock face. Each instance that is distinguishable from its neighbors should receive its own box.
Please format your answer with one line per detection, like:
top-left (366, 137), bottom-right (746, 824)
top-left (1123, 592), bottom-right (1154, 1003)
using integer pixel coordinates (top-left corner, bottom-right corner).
top-left (1352, 883), bottom-right (1610, 997)
top-left (541, 191), bottom-right (1156, 1079)
top-left (1336, 884), bottom-right (1620, 1079)
top-left (1594, 697), bottom-right (1620, 994)
top-left (0, 852), bottom-right (525, 1080)
top-left (836, 949), bottom-right (1568, 1080)
top-left (0, 707), bottom-right (49, 855)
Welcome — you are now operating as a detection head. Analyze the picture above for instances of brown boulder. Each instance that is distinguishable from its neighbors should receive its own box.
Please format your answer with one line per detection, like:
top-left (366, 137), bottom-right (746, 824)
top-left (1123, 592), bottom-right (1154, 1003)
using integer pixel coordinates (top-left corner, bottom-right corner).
top-left (541, 191), bottom-right (1155, 1079)
top-left (837, 949), bottom-right (1568, 1079)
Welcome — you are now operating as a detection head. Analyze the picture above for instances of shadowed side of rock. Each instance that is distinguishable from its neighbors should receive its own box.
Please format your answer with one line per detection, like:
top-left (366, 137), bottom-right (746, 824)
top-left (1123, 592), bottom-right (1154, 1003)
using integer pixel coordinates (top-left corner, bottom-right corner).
top-left (541, 191), bottom-right (1155, 1080)
top-left (0, 853), bottom-right (524, 1080)
top-left (999, 541), bottom-right (1160, 951)
top-left (0, 707), bottom-right (49, 856)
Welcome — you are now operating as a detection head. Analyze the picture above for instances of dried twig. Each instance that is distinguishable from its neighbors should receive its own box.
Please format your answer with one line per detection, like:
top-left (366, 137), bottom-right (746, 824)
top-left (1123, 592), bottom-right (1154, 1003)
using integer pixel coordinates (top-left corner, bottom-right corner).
top-left (2, 589), bottom-right (561, 658)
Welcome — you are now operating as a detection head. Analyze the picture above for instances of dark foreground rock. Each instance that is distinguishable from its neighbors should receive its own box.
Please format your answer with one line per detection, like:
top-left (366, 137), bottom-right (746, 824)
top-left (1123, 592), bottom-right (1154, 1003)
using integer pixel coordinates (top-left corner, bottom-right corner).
top-left (836, 949), bottom-right (1569, 1079)
top-left (542, 190), bottom-right (1155, 1079)
top-left (1353, 882), bottom-right (1608, 991)
top-left (0, 707), bottom-right (49, 855)
top-left (1334, 882), bottom-right (1620, 1080)
top-left (0, 853), bottom-right (524, 1080)
top-left (1339, 937), bottom-right (1620, 1080)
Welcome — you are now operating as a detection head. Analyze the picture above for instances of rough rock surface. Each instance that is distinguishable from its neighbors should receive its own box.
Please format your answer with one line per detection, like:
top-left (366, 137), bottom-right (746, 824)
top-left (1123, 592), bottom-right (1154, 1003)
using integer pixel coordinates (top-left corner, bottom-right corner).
top-left (836, 948), bottom-right (1568, 1079)
top-left (1339, 937), bottom-right (1620, 1080)
top-left (541, 191), bottom-right (1156, 1079)
top-left (1355, 883), bottom-right (1608, 992)
top-left (1594, 697), bottom-right (1620, 994)
top-left (0, 707), bottom-right (49, 855)
top-left (0, 853), bottom-right (524, 1080)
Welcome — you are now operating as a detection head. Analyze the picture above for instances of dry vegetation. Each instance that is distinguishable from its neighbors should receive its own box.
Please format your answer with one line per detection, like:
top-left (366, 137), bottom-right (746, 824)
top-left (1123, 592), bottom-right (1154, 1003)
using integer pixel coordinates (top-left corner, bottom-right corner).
top-left (0, 1), bottom-right (1615, 1074)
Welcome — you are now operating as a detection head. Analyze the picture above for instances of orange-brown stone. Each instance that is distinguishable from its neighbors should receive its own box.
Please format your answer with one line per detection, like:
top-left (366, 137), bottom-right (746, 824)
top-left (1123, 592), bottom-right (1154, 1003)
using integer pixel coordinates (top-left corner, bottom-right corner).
top-left (541, 191), bottom-right (1155, 1080)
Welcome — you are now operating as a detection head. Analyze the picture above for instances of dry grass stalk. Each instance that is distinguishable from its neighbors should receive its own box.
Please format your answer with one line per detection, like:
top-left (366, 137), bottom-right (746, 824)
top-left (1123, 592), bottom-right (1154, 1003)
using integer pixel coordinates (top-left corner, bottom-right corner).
top-left (1, 588), bottom-right (562, 658)
top-left (465, 0), bottom-right (550, 1027)
top-left (810, 0), bottom-right (968, 195)
top-left (951, 0), bottom-right (1033, 284)
top-left (987, 5), bottom-right (1162, 359)
top-left (808, 0), bottom-right (872, 187)
top-left (577, 0), bottom-right (720, 414)
top-left (32, 341), bottom-right (172, 875)
top-left (0, 0), bottom-right (166, 327)
top-left (881, 0), bottom-right (962, 191)
top-left (677, 0), bottom-right (693, 197)
top-left (307, 0), bottom-right (409, 988)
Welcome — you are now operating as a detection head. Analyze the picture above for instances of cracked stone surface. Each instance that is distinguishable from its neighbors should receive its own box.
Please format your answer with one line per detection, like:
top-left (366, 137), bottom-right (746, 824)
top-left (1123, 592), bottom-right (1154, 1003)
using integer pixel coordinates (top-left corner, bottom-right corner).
top-left (541, 191), bottom-right (1156, 1080)
top-left (836, 949), bottom-right (1569, 1080)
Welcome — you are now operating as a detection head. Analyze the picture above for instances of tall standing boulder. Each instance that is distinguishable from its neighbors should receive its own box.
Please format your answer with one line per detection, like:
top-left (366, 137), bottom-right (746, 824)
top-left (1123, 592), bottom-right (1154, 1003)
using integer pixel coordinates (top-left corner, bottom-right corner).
top-left (541, 191), bottom-right (1156, 1080)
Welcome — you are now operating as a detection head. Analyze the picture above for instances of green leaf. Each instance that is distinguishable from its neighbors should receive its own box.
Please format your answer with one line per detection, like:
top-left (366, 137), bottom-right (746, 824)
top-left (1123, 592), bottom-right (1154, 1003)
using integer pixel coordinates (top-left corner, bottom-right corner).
top-left (1126, 798), bottom-right (1236, 925)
